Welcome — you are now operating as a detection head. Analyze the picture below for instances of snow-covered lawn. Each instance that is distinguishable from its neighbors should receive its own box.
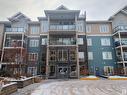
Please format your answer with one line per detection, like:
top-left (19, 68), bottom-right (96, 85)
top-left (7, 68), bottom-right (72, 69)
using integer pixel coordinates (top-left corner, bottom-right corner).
top-left (31, 80), bottom-right (127, 95)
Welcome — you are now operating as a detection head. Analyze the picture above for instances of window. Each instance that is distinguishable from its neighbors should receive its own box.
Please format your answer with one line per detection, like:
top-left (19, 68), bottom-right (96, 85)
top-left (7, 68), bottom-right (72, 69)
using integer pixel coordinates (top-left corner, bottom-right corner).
top-left (31, 26), bottom-right (39, 34)
top-left (100, 25), bottom-right (109, 32)
top-left (79, 52), bottom-right (84, 61)
top-left (86, 25), bottom-right (92, 33)
top-left (87, 38), bottom-right (92, 46)
top-left (28, 53), bottom-right (38, 61)
top-left (101, 38), bottom-right (110, 46)
top-left (102, 52), bottom-right (112, 60)
top-left (42, 38), bottom-right (47, 45)
top-left (29, 40), bottom-right (39, 47)
top-left (78, 38), bottom-right (84, 45)
top-left (88, 52), bottom-right (93, 60)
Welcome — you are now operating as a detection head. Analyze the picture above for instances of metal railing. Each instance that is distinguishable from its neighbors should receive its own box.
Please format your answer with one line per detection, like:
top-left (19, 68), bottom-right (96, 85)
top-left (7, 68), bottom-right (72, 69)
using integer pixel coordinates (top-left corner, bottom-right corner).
top-left (117, 54), bottom-right (127, 61)
top-left (5, 40), bottom-right (26, 48)
top-left (49, 25), bottom-right (76, 31)
top-left (5, 27), bottom-right (25, 32)
top-left (114, 40), bottom-right (127, 47)
top-left (49, 38), bottom-right (76, 45)
top-left (114, 25), bottom-right (127, 33)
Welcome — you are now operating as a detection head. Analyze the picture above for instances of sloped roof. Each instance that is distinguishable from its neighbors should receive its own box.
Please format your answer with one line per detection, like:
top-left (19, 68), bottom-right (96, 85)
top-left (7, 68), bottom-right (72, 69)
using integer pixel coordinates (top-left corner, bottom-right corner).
top-left (109, 5), bottom-right (127, 20)
top-left (8, 12), bottom-right (31, 22)
top-left (56, 5), bottom-right (68, 10)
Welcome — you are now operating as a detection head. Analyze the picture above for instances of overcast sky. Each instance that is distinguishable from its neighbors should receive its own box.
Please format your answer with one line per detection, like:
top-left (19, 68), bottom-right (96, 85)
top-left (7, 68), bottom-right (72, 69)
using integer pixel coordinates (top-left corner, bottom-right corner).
top-left (0, 0), bottom-right (127, 21)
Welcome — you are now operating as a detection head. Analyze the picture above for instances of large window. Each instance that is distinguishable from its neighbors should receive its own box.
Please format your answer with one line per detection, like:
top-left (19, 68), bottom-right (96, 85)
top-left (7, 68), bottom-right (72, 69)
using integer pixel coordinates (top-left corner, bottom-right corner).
top-left (78, 38), bottom-right (84, 45)
top-left (87, 38), bottom-right (92, 46)
top-left (88, 52), bottom-right (93, 60)
top-left (101, 38), bottom-right (110, 46)
top-left (102, 52), bottom-right (112, 60)
top-left (28, 53), bottom-right (38, 61)
top-left (29, 39), bottom-right (39, 47)
top-left (49, 49), bottom-right (76, 62)
top-left (99, 25), bottom-right (109, 32)
top-left (30, 26), bottom-right (39, 34)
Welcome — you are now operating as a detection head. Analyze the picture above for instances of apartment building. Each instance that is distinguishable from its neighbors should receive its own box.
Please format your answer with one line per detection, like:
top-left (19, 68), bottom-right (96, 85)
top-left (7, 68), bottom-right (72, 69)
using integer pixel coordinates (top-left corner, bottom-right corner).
top-left (0, 5), bottom-right (127, 78)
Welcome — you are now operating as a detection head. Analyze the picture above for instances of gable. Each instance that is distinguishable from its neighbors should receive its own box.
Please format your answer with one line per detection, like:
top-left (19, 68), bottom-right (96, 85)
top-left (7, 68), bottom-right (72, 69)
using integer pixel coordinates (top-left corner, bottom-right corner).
top-left (56, 5), bottom-right (68, 10)
top-left (8, 12), bottom-right (31, 22)
top-left (109, 5), bottom-right (127, 20)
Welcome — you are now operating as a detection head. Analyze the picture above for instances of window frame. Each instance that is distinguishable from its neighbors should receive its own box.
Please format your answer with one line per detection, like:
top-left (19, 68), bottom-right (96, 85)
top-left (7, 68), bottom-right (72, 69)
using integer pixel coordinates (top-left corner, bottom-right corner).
top-left (102, 52), bottom-right (112, 60)
top-left (101, 38), bottom-right (111, 46)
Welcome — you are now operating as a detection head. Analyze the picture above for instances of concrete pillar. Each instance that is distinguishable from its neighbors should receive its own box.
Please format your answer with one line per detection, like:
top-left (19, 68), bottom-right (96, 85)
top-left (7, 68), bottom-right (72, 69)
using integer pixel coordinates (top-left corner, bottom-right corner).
top-left (118, 32), bottom-right (126, 75)
top-left (0, 33), bottom-right (6, 65)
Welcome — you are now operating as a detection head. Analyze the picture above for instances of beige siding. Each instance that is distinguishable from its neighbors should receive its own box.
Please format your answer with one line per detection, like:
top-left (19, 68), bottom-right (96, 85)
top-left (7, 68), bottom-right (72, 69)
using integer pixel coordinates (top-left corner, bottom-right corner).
top-left (28, 24), bottom-right (40, 36)
top-left (86, 22), bottom-right (112, 35)
top-left (0, 24), bottom-right (4, 49)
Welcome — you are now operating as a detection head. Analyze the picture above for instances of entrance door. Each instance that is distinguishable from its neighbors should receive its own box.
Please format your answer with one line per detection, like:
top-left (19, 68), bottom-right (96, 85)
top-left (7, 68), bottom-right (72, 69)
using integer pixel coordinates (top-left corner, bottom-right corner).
top-left (58, 66), bottom-right (68, 79)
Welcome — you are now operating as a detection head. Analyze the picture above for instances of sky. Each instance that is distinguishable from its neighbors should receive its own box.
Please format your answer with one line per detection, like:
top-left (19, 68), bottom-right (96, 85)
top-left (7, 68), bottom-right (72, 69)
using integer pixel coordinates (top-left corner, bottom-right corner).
top-left (0, 0), bottom-right (127, 21)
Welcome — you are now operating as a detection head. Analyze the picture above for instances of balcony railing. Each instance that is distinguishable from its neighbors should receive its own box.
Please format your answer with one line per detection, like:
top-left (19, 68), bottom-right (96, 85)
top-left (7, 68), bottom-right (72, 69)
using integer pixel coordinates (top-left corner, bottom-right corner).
top-left (5, 27), bottom-right (25, 32)
top-left (117, 54), bottom-right (127, 61)
top-left (5, 40), bottom-right (26, 48)
top-left (49, 25), bottom-right (76, 31)
top-left (114, 40), bottom-right (127, 47)
top-left (49, 38), bottom-right (76, 45)
top-left (114, 25), bottom-right (127, 33)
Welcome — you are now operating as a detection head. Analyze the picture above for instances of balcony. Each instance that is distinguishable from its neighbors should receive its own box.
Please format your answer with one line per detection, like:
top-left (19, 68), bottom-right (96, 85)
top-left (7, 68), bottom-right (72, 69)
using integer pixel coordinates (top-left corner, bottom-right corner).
top-left (5, 40), bottom-right (26, 48)
top-left (4, 35), bottom-right (26, 48)
top-left (114, 40), bottom-right (127, 47)
top-left (49, 25), bottom-right (76, 31)
top-left (113, 25), bottom-right (127, 33)
top-left (49, 38), bottom-right (76, 45)
top-left (5, 27), bottom-right (25, 32)
top-left (117, 53), bottom-right (127, 61)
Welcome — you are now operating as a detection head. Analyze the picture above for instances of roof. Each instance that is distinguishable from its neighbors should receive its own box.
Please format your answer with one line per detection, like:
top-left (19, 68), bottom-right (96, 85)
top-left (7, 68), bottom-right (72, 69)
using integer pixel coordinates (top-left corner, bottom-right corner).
top-left (28, 21), bottom-right (40, 24)
top-left (44, 5), bottom-right (80, 19)
top-left (8, 12), bottom-right (31, 22)
top-left (108, 5), bottom-right (127, 20)
top-left (56, 5), bottom-right (69, 10)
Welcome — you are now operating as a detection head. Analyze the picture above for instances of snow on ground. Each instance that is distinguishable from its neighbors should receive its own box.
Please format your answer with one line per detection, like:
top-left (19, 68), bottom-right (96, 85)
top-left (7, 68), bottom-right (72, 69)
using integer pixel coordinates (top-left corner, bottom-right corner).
top-left (11, 80), bottom-right (58, 95)
top-left (85, 75), bottom-right (98, 78)
top-left (31, 80), bottom-right (127, 95)
top-left (109, 75), bottom-right (127, 78)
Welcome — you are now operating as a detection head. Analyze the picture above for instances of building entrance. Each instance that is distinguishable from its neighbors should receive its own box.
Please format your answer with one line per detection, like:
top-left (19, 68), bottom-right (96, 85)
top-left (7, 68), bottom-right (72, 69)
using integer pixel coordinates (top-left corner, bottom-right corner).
top-left (57, 66), bottom-right (69, 79)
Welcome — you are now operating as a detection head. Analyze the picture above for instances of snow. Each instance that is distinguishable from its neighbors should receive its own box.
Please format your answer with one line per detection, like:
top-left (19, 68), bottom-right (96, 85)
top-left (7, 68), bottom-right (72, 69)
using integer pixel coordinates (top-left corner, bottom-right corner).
top-left (2, 77), bottom-right (33, 81)
top-left (3, 82), bottom-right (17, 88)
top-left (109, 76), bottom-right (127, 78)
top-left (86, 75), bottom-right (98, 78)
top-left (80, 75), bottom-right (98, 78)
top-left (31, 80), bottom-right (127, 95)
